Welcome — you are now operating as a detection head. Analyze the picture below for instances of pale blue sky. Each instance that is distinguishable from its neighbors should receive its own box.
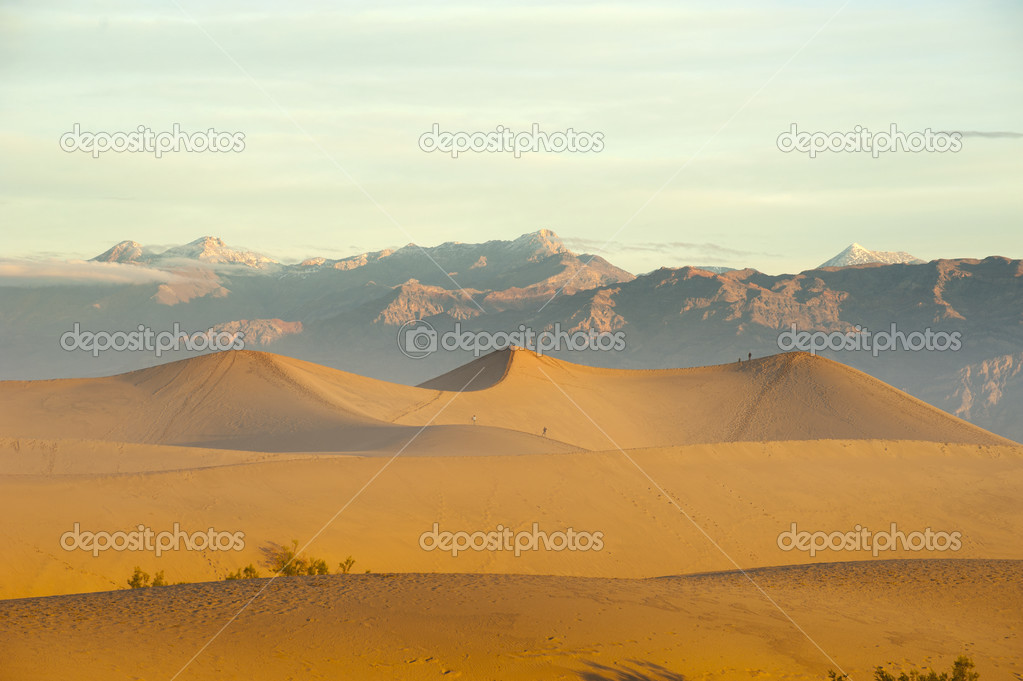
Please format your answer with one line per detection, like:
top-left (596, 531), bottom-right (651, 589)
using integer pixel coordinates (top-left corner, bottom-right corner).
top-left (1, 0), bottom-right (1020, 275)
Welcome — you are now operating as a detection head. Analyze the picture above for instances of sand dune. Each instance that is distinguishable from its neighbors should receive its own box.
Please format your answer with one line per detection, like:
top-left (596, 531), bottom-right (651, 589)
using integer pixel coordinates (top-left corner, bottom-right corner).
top-left (0, 351), bottom-right (429, 450)
top-left (2, 560), bottom-right (1020, 681)
top-left (0, 349), bottom-right (1010, 453)
top-left (0, 351), bottom-right (568, 454)
top-left (412, 348), bottom-right (1012, 448)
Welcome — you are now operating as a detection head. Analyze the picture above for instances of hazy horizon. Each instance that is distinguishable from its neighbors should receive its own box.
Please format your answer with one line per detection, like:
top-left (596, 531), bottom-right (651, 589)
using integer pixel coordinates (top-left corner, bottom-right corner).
top-left (2, 0), bottom-right (1021, 275)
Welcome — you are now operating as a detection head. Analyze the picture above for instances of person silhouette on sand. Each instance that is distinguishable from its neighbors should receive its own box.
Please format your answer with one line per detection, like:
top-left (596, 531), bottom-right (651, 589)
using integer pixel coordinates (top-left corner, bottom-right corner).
top-left (472, 414), bottom-right (477, 426)
top-left (748, 352), bottom-right (752, 361)
top-left (542, 426), bottom-right (547, 437)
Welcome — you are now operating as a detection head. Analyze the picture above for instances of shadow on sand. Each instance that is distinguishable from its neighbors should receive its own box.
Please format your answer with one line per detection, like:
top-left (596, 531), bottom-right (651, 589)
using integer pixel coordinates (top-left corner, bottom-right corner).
top-left (576, 659), bottom-right (688, 681)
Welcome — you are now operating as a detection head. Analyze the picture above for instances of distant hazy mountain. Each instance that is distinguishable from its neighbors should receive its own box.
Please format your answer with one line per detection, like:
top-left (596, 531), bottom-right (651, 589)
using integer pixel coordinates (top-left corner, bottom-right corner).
top-left (691, 266), bottom-right (737, 274)
top-left (92, 236), bottom-right (279, 269)
top-left (819, 243), bottom-right (925, 268)
top-left (290, 229), bottom-right (633, 304)
top-left (1, 232), bottom-right (1020, 443)
top-left (948, 352), bottom-right (1023, 439)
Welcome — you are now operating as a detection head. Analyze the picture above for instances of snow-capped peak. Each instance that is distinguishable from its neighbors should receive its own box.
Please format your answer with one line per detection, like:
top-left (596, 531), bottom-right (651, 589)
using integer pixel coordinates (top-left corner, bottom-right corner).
top-left (90, 237), bottom-right (279, 269)
top-left (154, 236), bottom-right (278, 268)
top-left (818, 243), bottom-right (924, 268)
top-left (505, 229), bottom-right (568, 260)
top-left (90, 240), bottom-right (145, 264)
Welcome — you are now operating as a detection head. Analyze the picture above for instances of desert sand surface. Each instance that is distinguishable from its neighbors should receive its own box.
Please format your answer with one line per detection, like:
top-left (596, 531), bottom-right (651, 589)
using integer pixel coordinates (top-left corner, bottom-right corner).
top-left (2, 561), bottom-right (1020, 681)
top-left (0, 349), bottom-right (1020, 680)
top-left (1, 439), bottom-right (1022, 599)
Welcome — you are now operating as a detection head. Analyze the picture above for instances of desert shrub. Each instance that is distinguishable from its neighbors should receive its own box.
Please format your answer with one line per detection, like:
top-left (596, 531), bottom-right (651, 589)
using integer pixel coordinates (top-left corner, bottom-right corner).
top-left (264, 540), bottom-right (340, 576)
top-left (265, 540), bottom-right (300, 575)
top-left (226, 563), bottom-right (261, 580)
top-left (829, 656), bottom-right (978, 681)
top-left (127, 566), bottom-right (150, 589)
top-left (306, 557), bottom-right (330, 575)
top-left (129, 541), bottom-right (360, 586)
top-left (226, 560), bottom-right (261, 576)
top-left (126, 567), bottom-right (168, 588)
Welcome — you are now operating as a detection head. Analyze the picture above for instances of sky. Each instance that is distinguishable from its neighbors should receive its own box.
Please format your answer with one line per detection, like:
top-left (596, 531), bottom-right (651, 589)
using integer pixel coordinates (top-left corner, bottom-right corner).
top-left (1, 0), bottom-right (1021, 276)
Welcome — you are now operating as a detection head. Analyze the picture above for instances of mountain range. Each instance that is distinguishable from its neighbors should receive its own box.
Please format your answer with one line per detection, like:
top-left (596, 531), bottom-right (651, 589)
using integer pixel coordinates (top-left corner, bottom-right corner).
top-left (0, 230), bottom-right (1019, 442)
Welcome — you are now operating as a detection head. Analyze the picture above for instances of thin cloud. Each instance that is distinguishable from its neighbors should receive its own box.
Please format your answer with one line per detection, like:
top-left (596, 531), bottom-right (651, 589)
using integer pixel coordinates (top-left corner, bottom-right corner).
top-left (0, 259), bottom-right (185, 287)
top-left (147, 257), bottom-right (275, 274)
top-left (562, 237), bottom-right (779, 259)
top-left (950, 131), bottom-right (1023, 138)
